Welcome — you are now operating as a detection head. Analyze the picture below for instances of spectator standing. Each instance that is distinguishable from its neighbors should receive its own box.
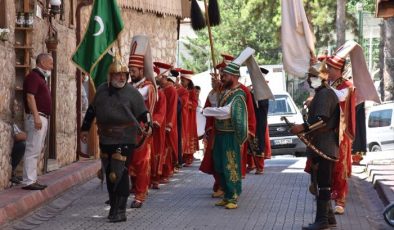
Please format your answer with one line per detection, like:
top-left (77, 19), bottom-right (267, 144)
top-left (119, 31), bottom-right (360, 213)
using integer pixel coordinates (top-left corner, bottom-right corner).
top-left (21, 53), bottom-right (53, 190)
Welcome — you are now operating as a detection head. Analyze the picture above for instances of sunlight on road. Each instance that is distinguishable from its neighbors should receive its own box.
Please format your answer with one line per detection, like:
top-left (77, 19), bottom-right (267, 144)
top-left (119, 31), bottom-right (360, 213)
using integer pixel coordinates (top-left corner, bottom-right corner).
top-left (279, 157), bottom-right (307, 173)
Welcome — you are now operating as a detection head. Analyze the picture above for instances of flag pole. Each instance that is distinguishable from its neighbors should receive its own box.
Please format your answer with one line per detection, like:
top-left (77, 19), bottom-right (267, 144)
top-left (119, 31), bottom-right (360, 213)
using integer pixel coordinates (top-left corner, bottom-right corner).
top-left (203, 0), bottom-right (217, 76)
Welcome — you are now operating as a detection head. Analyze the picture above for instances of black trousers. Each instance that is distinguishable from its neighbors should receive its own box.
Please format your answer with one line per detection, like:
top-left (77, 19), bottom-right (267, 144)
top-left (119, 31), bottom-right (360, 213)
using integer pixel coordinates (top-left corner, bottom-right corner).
top-left (100, 144), bottom-right (134, 196)
top-left (11, 141), bottom-right (26, 171)
top-left (352, 102), bottom-right (367, 153)
top-left (311, 154), bottom-right (333, 200)
top-left (254, 99), bottom-right (269, 153)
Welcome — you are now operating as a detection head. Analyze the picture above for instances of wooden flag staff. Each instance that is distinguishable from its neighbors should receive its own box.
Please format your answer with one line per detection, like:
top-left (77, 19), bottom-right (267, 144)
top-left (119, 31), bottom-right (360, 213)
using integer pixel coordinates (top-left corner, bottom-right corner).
top-left (203, 0), bottom-right (217, 76)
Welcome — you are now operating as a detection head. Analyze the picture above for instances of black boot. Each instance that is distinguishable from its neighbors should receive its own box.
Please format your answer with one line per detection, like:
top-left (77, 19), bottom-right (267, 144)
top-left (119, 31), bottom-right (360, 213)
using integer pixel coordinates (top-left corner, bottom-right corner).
top-left (109, 196), bottom-right (127, 223)
top-left (327, 201), bottom-right (337, 227)
top-left (108, 196), bottom-right (120, 223)
top-left (107, 194), bottom-right (116, 219)
top-left (118, 196), bottom-right (128, 221)
top-left (303, 199), bottom-right (330, 230)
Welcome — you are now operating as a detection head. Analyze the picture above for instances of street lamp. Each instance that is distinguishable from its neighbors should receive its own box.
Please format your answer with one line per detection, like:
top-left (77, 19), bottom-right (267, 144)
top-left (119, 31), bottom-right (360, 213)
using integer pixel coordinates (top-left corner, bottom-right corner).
top-left (49, 0), bottom-right (62, 15)
top-left (43, 0), bottom-right (62, 51)
top-left (356, 2), bottom-right (363, 47)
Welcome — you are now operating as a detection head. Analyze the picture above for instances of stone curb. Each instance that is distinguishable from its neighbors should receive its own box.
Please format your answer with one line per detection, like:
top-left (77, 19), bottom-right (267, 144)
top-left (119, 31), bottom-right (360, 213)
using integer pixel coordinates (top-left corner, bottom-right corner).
top-left (0, 159), bottom-right (101, 226)
top-left (366, 161), bottom-right (394, 206)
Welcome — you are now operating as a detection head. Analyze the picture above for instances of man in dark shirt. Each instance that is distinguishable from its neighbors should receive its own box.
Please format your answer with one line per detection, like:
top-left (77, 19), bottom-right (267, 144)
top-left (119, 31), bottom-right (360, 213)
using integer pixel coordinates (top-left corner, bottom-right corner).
top-left (291, 63), bottom-right (340, 230)
top-left (22, 53), bottom-right (53, 190)
top-left (80, 55), bottom-right (150, 223)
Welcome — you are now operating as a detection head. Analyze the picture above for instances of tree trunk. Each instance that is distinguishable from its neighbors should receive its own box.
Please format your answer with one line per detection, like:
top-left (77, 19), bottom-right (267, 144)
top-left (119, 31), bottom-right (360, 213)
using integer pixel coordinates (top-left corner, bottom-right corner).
top-left (336, 0), bottom-right (346, 48)
top-left (383, 18), bottom-right (394, 101)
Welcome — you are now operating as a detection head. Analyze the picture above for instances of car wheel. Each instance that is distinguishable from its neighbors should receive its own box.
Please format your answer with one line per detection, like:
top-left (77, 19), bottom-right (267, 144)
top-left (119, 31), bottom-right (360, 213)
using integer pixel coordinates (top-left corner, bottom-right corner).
top-left (370, 144), bottom-right (382, 152)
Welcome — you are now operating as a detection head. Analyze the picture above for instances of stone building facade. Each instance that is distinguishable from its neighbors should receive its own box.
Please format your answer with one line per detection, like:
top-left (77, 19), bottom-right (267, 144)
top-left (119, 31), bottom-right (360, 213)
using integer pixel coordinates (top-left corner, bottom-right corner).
top-left (0, 0), bottom-right (187, 190)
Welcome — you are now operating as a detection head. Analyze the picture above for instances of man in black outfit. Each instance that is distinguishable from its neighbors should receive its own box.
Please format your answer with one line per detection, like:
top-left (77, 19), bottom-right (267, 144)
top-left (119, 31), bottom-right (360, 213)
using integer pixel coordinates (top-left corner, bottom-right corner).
top-left (80, 55), bottom-right (151, 223)
top-left (290, 63), bottom-right (340, 230)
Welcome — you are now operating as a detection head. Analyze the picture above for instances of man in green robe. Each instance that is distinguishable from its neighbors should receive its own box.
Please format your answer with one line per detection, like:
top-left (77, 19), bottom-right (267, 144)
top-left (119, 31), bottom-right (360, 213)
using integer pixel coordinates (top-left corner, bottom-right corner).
top-left (203, 62), bottom-right (248, 209)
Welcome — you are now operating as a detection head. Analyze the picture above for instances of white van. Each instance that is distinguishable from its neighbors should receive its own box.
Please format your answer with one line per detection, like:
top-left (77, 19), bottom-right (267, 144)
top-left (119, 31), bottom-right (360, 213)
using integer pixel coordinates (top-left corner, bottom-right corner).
top-left (366, 102), bottom-right (394, 152)
top-left (268, 92), bottom-right (306, 155)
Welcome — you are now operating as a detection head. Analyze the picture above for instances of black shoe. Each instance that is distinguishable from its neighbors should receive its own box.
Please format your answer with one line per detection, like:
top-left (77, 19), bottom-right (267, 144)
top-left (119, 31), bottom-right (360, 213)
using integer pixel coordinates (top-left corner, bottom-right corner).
top-left (130, 200), bottom-right (143, 208)
top-left (36, 183), bottom-right (48, 189)
top-left (109, 196), bottom-right (127, 223)
top-left (22, 183), bottom-right (46, 190)
top-left (10, 176), bottom-right (22, 184)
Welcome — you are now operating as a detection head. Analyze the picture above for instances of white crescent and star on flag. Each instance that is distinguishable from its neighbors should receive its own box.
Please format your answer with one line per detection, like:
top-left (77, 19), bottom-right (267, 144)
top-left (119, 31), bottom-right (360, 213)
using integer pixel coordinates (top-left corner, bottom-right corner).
top-left (93, 16), bottom-right (104, 37)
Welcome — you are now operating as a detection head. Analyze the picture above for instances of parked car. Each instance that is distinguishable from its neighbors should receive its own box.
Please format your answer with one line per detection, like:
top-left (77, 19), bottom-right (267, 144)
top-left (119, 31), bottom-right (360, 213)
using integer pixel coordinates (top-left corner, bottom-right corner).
top-left (268, 92), bottom-right (306, 156)
top-left (366, 101), bottom-right (394, 152)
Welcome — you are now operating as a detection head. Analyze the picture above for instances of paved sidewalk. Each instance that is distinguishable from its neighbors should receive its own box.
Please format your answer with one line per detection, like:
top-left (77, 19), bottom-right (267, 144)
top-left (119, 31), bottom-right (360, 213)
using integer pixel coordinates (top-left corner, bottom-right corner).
top-left (0, 159), bottom-right (100, 226)
top-left (2, 157), bottom-right (388, 230)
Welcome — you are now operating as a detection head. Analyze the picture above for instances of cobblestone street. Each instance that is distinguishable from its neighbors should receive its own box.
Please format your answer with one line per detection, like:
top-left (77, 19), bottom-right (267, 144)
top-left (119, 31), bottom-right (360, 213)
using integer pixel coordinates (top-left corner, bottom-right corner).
top-left (4, 157), bottom-right (388, 230)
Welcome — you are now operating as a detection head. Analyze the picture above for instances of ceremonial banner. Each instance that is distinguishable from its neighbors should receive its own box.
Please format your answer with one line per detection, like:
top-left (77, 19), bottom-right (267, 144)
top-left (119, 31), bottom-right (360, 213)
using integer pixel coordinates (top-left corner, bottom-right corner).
top-left (281, 0), bottom-right (315, 78)
top-left (333, 40), bottom-right (380, 104)
top-left (72, 0), bottom-right (124, 86)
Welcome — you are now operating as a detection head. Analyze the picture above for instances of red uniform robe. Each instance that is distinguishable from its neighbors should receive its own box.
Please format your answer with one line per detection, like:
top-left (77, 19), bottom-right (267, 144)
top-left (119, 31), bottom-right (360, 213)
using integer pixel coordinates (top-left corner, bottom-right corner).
top-left (128, 80), bottom-right (156, 202)
top-left (246, 125), bottom-right (272, 171)
top-left (151, 90), bottom-right (166, 185)
top-left (331, 80), bottom-right (356, 207)
top-left (183, 89), bottom-right (199, 165)
top-left (239, 84), bottom-right (257, 177)
top-left (162, 84), bottom-right (178, 179)
top-left (199, 90), bottom-right (222, 192)
top-left (177, 86), bottom-right (189, 156)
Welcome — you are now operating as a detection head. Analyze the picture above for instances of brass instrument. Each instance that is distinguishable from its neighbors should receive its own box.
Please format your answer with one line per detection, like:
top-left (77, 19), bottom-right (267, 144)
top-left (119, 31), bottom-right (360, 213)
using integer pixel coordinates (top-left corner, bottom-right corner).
top-left (280, 116), bottom-right (338, 162)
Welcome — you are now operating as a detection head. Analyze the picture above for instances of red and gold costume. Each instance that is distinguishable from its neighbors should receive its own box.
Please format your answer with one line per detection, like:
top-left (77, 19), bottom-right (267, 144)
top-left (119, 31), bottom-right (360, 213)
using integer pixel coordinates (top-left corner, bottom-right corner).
top-left (161, 84), bottom-right (178, 180)
top-left (246, 124), bottom-right (272, 171)
top-left (128, 79), bottom-right (156, 202)
top-left (151, 89), bottom-right (166, 188)
top-left (178, 69), bottom-right (199, 166)
top-left (127, 35), bottom-right (157, 205)
top-left (199, 89), bottom-right (220, 191)
top-left (330, 78), bottom-right (356, 208)
top-left (176, 85), bottom-right (189, 161)
top-left (238, 84), bottom-right (256, 177)
top-left (183, 88), bottom-right (199, 165)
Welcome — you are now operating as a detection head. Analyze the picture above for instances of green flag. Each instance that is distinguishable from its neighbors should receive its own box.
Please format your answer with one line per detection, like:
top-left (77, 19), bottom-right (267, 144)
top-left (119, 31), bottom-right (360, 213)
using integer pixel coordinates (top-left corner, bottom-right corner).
top-left (72, 0), bottom-right (124, 83)
top-left (90, 52), bottom-right (113, 87)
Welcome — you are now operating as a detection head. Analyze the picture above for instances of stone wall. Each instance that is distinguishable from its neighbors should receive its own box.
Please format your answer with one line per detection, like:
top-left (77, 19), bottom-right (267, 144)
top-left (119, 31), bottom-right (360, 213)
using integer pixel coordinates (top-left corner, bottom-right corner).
top-left (0, 0), bottom-right (17, 190)
top-left (0, 1), bottom-right (179, 190)
top-left (0, 0), bottom-right (77, 190)
top-left (81, 7), bottom-right (178, 65)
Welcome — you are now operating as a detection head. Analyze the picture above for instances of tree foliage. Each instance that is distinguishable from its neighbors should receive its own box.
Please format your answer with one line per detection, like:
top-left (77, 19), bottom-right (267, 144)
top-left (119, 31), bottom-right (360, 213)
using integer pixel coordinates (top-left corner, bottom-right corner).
top-left (182, 0), bottom-right (374, 73)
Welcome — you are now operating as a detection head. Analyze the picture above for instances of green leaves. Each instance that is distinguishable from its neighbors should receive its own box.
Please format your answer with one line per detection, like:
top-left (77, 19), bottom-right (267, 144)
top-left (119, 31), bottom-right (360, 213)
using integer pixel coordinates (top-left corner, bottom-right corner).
top-left (183, 0), bottom-right (366, 72)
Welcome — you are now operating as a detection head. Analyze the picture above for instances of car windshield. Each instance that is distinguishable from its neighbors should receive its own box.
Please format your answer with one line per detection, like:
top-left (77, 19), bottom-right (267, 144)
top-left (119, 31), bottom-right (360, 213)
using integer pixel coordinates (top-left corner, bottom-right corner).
top-left (268, 95), bottom-right (297, 115)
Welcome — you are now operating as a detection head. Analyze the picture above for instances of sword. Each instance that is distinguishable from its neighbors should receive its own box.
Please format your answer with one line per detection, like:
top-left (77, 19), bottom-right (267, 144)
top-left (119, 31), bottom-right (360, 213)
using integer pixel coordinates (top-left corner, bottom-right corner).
top-left (280, 116), bottom-right (338, 162)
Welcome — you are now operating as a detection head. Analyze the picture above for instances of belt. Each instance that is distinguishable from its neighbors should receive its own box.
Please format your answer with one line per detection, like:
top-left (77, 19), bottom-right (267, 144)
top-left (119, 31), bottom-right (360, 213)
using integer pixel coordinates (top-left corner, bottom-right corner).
top-left (29, 112), bottom-right (49, 119)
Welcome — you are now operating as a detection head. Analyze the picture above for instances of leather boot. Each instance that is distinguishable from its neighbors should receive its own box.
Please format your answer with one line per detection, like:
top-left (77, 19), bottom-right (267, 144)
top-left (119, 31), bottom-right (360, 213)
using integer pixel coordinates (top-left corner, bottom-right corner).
top-left (107, 194), bottom-right (116, 219)
top-left (117, 196), bottom-right (128, 222)
top-left (108, 196), bottom-right (120, 223)
top-left (327, 201), bottom-right (337, 227)
top-left (303, 199), bottom-right (330, 230)
top-left (110, 196), bottom-right (127, 222)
